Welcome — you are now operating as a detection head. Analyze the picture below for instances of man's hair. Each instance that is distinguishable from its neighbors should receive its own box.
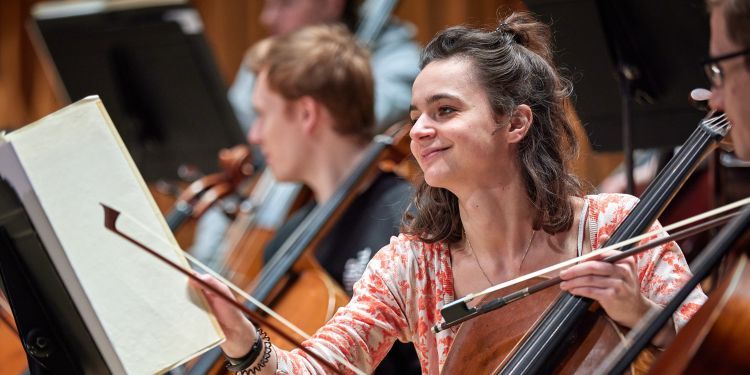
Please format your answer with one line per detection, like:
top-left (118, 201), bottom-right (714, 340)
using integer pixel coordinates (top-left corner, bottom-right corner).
top-left (248, 24), bottom-right (374, 142)
top-left (708, 0), bottom-right (750, 67)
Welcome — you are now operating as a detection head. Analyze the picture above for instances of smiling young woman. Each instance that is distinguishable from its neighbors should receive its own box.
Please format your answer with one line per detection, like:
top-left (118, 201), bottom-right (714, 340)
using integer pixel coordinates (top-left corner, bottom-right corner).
top-left (197, 12), bottom-right (706, 374)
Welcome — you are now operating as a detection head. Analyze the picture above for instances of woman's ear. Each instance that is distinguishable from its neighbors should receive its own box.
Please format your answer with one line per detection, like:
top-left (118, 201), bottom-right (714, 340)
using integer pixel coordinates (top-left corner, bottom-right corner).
top-left (505, 104), bottom-right (533, 143)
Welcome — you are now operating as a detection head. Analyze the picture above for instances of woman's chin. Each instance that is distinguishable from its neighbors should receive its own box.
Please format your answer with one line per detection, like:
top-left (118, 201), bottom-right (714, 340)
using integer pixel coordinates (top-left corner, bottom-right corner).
top-left (422, 173), bottom-right (450, 189)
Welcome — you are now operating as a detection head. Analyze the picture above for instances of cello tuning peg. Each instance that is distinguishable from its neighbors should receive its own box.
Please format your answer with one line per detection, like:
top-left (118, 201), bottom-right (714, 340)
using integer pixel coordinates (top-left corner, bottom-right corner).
top-left (689, 88), bottom-right (712, 112)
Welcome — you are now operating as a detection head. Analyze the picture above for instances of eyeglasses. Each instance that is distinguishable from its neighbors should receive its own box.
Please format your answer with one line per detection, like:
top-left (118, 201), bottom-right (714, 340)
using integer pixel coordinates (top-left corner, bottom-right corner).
top-left (702, 48), bottom-right (750, 88)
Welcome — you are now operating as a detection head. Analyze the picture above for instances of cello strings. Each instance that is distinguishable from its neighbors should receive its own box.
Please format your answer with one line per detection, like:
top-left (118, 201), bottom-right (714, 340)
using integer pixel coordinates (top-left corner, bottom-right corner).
top-left (455, 195), bottom-right (750, 306)
top-left (455, 113), bottom-right (729, 305)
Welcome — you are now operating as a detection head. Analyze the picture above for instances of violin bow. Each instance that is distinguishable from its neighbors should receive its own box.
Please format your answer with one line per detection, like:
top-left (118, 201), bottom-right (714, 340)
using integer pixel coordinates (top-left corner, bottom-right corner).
top-left (434, 196), bottom-right (750, 332)
top-left (102, 204), bottom-right (366, 375)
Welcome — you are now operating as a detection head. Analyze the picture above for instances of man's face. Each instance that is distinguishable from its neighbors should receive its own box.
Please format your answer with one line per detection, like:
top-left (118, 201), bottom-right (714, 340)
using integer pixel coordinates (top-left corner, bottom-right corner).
top-left (260, 0), bottom-right (341, 36)
top-left (709, 5), bottom-right (750, 159)
top-left (248, 71), bottom-right (306, 181)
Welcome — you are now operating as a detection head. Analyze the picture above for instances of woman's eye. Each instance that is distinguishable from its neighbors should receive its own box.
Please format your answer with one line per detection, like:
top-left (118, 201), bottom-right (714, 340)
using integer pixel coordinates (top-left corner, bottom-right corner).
top-left (437, 106), bottom-right (456, 117)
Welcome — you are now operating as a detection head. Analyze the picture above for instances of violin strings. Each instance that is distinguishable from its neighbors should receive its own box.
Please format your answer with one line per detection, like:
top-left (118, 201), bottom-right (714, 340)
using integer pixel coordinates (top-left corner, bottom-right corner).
top-left (456, 195), bottom-right (750, 305)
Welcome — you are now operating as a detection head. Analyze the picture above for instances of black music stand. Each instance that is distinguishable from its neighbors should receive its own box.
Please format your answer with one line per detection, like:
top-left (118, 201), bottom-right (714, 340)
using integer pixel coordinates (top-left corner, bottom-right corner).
top-left (0, 179), bottom-right (110, 374)
top-left (524, 0), bottom-right (711, 192)
top-left (28, 1), bottom-right (246, 181)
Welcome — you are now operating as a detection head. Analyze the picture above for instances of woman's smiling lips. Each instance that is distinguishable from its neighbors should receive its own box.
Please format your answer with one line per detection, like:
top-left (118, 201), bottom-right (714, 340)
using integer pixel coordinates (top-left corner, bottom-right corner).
top-left (419, 145), bottom-right (450, 162)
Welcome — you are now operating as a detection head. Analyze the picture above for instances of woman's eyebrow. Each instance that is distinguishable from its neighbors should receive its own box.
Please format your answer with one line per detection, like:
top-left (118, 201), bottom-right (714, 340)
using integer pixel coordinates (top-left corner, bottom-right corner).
top-left (410, 93), bottom-right (462, 111)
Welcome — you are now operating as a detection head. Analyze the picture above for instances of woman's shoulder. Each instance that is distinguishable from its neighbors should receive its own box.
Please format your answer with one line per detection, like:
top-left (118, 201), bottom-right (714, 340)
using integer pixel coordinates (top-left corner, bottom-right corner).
top-left (378, 233), bottom-right (447, 258)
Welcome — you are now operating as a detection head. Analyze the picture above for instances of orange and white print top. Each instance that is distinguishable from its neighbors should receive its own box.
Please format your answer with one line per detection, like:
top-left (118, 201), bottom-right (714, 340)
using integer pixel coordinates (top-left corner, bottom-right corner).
top-left (273, 194), bottom-right (706, 374)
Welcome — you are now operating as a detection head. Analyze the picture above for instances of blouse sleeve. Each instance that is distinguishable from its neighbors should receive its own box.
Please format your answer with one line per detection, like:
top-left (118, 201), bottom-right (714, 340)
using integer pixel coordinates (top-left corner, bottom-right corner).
top-left (632, 220), bottom-right (707, 329)
top-left (592, 194), bottom-right (707, 330)
top-left (274, 237), bottom-right (413, 374)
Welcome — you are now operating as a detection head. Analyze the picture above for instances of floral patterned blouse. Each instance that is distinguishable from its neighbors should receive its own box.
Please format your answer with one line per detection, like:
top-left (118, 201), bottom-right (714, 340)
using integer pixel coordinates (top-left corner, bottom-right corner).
top-left (273, 194), bottom-right (707, 374)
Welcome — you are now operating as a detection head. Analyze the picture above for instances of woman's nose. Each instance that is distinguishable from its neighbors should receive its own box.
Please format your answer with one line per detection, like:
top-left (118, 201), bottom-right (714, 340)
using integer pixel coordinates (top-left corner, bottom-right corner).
top-left (409, 115), bottom-right (435, 140)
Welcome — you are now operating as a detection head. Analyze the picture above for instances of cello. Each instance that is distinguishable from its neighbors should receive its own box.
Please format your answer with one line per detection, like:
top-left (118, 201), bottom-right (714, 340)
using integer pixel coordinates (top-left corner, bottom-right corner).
top-left (186, 123), bottom-right (413, 374)
top-left (211, 171), bottom-right (310, 288)
top-left (440, 112), bottom-right (730, 374)
top-left (595, 200), bottom-right (750, 373)
top-left (647, 254), bottom-right (750, 374)
top-left (163, 144), bottom-right (255, 233)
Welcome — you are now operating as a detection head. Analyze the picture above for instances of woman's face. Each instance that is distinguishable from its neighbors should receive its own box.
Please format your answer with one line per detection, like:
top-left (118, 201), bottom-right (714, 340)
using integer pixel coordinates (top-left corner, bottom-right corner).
top-left (409, 57), bottom-right (516, 192)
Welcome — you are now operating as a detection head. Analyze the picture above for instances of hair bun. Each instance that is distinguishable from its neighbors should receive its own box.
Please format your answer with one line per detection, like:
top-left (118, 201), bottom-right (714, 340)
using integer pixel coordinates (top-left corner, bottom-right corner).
top-left (496, 22), bottom-right (527, 46)
top-left (496, 12), bottom-right (554, 64)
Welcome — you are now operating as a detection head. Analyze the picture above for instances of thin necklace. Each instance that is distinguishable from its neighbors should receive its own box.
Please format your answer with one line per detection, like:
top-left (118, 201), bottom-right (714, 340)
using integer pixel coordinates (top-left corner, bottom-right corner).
top-left (464, 229), bottom-right (537, 286)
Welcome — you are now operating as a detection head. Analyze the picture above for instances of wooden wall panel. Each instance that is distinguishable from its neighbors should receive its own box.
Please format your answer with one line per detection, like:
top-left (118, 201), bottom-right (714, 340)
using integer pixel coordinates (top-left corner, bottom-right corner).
top-left (0, 0), bottom-right (618, 186)
top-left (193, 0), bottom-right (266, 84)
top-left (0, 0), bottom-right (57, 131)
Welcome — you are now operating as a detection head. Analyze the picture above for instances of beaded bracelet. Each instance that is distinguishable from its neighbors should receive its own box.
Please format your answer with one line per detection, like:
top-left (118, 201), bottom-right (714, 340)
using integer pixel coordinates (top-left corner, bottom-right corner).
top-left (225, 328), bottom-right (272, 374)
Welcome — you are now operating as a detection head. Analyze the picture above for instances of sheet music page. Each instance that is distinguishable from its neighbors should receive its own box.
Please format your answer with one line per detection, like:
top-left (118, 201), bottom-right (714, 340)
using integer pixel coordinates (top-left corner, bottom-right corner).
top-left (0, 96), bottom-right (223, 374)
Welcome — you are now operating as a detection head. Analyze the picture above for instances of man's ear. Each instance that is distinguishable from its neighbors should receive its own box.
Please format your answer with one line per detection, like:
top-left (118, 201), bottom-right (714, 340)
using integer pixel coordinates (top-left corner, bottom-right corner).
top-left (296, 96), bottom-right (320, 134)
top-left (505, 104), bottom-right (533, 144)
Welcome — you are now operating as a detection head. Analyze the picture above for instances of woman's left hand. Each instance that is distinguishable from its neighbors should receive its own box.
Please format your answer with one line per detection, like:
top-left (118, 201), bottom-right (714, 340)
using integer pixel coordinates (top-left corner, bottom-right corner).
top-left (559, 249), bottom-right (653, 328)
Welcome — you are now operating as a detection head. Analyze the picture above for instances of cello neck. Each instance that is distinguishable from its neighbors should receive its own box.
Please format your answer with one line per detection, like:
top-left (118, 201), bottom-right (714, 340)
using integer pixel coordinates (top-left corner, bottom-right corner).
top-left (251, 125), bottom-right (408, 306)
top-left (498, 114), bottom-right (729, 375)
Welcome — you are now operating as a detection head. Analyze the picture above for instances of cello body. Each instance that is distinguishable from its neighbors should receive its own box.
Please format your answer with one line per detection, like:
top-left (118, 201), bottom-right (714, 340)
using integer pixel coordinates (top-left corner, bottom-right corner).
top-left (648, 254), bottom-right (750, 374)
top-left (216, 173), bottom-right (310, 290)
top-left (442, 278), bottom-right (654, 374)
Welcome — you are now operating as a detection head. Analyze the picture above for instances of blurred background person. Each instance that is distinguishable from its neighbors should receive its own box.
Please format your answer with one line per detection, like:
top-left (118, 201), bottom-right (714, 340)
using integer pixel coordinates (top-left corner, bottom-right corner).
top-left (229, 0), bottom-right (421, 135)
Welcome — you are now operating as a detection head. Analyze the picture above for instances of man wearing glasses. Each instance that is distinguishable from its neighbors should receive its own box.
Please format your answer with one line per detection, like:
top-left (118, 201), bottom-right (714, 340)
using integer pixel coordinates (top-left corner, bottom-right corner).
top-left (706, 0), bottom-right (750, 157)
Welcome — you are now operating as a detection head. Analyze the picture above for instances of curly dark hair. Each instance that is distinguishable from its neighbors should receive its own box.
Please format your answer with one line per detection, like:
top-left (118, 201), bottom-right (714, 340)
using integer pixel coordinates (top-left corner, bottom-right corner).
top-left (403, 12), bottom-right (581, 244)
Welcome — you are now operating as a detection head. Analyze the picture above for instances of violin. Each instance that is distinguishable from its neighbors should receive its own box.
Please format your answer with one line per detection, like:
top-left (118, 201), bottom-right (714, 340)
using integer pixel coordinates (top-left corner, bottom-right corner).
top-left (441, 113), bottom-right (730, 374)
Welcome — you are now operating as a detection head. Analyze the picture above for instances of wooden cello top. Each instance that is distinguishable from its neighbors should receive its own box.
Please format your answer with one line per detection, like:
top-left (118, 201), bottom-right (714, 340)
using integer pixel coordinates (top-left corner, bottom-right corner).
top-left (648, 253), bottom-right (750, 374)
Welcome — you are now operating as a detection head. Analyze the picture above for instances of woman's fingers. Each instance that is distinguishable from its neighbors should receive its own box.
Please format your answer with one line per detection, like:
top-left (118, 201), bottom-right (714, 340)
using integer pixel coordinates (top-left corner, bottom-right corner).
top-left (558, 247), bottom-right (649, 328)
top-left (193, 273), bottom-right (258, 357)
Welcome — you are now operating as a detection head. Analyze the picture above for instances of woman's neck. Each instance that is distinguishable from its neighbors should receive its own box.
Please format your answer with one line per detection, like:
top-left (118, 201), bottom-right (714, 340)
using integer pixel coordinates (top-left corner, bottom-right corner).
top-left (457, 176), bottom-right (536, 260)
